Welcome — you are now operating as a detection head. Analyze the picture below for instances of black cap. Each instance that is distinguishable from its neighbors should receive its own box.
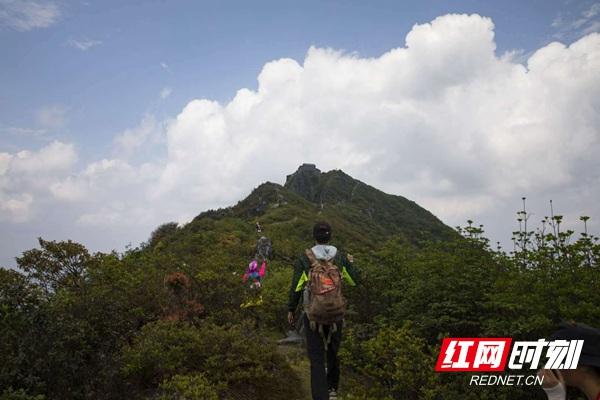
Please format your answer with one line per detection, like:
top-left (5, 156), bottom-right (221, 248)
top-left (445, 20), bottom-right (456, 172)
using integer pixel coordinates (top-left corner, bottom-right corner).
top-left (549, 322), bottom-right (600, 368)
top-left (313, 222), bottom-right (332, 243)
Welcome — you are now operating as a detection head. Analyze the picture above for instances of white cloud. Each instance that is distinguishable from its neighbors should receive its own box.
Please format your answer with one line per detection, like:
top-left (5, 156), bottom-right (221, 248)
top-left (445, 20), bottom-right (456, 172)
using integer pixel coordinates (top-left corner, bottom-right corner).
top-left (150, 15), bottom-right (599, 225)
top-left (49, 176), bottom-right (85, 202)
top-left (0, 193), bottom-right (33, 222)
top-left (0, 141), bottom-right (76, 222)
top-left (2, 13), bottom-right (600, 265)
top-left (151, 14), bottom-right (600, 228)
top-left (10, 141), bottom-right (76, 174)
top-left (66, 38), bottom-right (103, 51)
top-left (160, 62), bottom-right (169, 70)
top-left (160, 87), bottom-right (172, 99)
top-left (0, 0), bottom-right (60, 31)
top-left (0, 153), bottom-right (11, 175)
top-left (55, 158), bottom-right (161, 228)
top-left (112, 114), bottom-right (165, 158)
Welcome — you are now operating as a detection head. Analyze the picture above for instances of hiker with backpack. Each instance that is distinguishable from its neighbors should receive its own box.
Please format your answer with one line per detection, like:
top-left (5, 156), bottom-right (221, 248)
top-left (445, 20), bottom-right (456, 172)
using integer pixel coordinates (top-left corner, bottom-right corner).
top-left (287, 222), bottom-right (360, 400)
top-left (240, 235), bottom-right (272, 308)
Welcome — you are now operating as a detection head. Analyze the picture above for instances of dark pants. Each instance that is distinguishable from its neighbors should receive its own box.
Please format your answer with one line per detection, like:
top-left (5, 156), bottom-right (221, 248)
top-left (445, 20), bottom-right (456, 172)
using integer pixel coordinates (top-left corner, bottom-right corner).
top-left (304, 314), bottom-right (343, 400)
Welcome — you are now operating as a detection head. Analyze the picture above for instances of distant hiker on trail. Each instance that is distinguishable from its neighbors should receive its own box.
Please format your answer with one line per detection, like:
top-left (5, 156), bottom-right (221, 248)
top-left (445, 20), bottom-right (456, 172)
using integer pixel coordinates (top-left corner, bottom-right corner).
top-left (243, 259), bottom-right (265, 289)
top-left (241, 234), bottom-right (272, 309)
top-left (287, 222), bottom-right (360, 400)
top-left (243, 235), bottom-right (272, 289)
top-left (242, 234), bottom-right (272, 287)
top-left (255, 235), bottom-right (272, 261)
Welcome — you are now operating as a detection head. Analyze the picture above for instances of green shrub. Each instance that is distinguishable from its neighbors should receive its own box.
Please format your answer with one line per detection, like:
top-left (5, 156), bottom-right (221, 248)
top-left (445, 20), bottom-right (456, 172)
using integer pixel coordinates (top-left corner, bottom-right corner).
top-left (121, 320), bottom-right (303, 398)
top-left (158, 374), bottom-right (219, 400)
top-left (340, 324), bottom-right (435, 400)
top-left (0, 388), bottom-right (45, 400)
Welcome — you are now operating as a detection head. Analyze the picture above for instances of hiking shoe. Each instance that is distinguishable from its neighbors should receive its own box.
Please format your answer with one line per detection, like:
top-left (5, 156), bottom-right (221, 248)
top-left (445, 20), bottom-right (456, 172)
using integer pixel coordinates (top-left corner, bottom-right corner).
top-left (328, 389), bottom-right (338, 399)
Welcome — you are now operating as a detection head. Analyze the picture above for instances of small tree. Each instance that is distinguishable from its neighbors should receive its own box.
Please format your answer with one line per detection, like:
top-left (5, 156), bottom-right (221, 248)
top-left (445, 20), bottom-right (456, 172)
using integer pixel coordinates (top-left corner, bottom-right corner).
top-left (16, 238), bottom-right (92, 295)
top-left (148, 222), bottom-right (179, 248)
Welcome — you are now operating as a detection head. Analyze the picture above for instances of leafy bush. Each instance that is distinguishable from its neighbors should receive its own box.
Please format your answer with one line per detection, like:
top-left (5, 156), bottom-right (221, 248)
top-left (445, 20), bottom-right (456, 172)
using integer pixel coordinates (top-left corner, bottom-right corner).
top-left (341, 324), bottom-right (436, 400)
top-left (0, 389), bottom-right (45, 400)
top-left (158, 374), bottom-right (219, 400)
top-left (121, 320), bottom-right (303, 398)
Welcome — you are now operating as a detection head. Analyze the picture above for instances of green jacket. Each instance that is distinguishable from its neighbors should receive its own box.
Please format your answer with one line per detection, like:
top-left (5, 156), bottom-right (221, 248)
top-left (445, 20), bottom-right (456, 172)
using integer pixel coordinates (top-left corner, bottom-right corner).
top-left (287, 245), bottom-right (361, 312)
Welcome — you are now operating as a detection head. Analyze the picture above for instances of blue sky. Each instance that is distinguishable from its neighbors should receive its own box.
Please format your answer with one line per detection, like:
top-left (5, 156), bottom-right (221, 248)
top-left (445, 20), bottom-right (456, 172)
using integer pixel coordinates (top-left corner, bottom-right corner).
top-left (1, 0), bottom-right (600, 266)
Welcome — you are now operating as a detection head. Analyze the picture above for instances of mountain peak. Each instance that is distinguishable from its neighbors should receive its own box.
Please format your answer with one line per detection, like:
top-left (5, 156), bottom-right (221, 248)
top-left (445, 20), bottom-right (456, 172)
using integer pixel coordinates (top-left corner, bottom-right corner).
top-left (284, 164), bottom-right (323, 203)
top-left (189, 164), bottom-right (457, 246)
top-left (284, 164), bottom-right (359, 205)
top-left (291, 163), bottom-right (321, 175)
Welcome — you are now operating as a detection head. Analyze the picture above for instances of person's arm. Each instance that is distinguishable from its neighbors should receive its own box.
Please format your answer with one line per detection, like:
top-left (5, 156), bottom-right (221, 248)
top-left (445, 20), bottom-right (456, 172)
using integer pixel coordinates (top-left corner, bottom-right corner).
top-left (288, 257), bottom-right (308, 313)
top-left (339, 252), bottom-right (360, 286)
top-left (287, 257), bottom-right (308, 327)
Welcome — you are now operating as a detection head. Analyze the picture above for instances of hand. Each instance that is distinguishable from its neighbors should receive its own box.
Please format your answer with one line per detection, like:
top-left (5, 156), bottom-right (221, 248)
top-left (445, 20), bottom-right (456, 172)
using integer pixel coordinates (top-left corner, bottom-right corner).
top-left (287, 311), bottom-right (295, 327)
top-left (538, 369), bottom-right (564, 389)
top-left (537, 369), bottom-right (566, 400)
top-left (347, 253), bottom-right (354, 263)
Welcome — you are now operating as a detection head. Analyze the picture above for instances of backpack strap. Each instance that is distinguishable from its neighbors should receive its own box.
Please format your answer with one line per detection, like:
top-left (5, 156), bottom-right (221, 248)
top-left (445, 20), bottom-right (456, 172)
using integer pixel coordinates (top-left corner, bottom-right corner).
top-left (314, 322), bottom-right (337, 351)
top-left (305, 249), bottom-right (319, 268)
